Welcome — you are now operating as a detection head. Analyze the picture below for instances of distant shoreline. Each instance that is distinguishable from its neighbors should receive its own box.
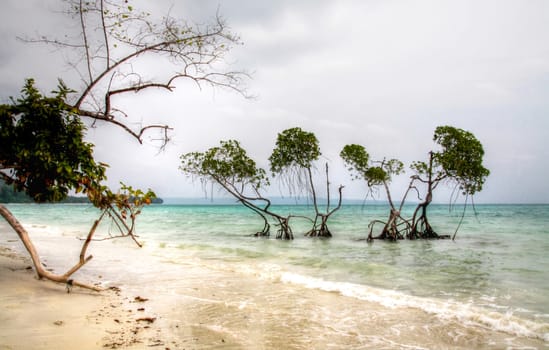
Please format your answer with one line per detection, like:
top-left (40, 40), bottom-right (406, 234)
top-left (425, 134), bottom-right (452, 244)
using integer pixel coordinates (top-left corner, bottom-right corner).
top-left (2, 197), bottom-right (547, 205)
top-left (149, 197), bottom-right (549, 206)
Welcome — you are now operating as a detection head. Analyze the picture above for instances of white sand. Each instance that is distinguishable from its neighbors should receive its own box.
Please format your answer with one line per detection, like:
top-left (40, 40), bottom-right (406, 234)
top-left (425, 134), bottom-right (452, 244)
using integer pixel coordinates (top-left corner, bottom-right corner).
top-left (0, 246), bottom-right (169, 349)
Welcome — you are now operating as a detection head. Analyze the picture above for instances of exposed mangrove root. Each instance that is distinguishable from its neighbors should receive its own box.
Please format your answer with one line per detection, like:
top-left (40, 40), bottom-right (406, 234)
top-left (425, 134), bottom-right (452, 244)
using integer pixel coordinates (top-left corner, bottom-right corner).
top-left (367, 209), bottom-right (411, 242)
top-left (367, 217), bottom-right (451, 241)
top-left (305, 182), bottom-right (343, 239)
top-left (366, 209), bottom-right (451, 241)
top-left (252, 221), bottom-right (271, 237)
top-left (409, 215), bottom-right (450, 240)
top-left (305, 214), bottom-right (333, 238)
top-left (275, 218), bottom-right (294, 240)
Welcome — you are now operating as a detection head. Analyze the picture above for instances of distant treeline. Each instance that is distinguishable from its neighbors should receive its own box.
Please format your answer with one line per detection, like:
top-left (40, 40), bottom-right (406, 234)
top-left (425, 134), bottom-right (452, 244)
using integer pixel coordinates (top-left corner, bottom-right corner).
top-left (0, 180), bottom-right (163, 204)
top-left (0, 181), bottom-right (34, 203)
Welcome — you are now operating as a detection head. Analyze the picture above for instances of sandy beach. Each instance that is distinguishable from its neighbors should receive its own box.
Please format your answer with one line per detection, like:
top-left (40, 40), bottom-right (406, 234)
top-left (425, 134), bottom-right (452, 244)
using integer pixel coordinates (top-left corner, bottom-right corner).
top-left (0, 246), bottom-right (174, 349)
top-left (1, 239), bottom-right (360, 350)
top-left (3, 245), bottom-right (546, 350)
top-left (0, 246), bottom-right (254, 350)
top-left (0, 244), bottom-right (410, 350)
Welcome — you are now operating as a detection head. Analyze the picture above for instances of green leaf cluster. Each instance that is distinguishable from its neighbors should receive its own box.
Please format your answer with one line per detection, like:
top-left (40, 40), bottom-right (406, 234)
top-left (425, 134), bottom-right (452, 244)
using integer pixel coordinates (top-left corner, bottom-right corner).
top-left (180, 139), bottom-right (268, 190)
top-left (432, 125), bottom-right (490, 195)
top-left (340, 144), bottom-right (369, 180)
top-left (340, 144), bottom-right (403, 187)
top-left (0, 79), bottom-right (107, 202)
top-left (111, 182), bottom-right (156, 221)
top-left (269, 127), bottom-right (320, 174)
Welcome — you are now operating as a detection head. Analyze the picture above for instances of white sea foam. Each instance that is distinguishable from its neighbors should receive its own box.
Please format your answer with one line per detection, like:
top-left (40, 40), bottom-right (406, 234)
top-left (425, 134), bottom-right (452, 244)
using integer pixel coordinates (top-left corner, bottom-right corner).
top-left (215, 261), bottom-right (549, 343)
top-left (25, 223), bottom-right (63, 236)
top-left (274, 271), bottom-right (549, 342)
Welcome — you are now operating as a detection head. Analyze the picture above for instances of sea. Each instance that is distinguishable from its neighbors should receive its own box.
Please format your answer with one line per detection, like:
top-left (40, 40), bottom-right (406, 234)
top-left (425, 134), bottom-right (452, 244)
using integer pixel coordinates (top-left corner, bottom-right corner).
top-left (1, 202), bottom-right (548, 349)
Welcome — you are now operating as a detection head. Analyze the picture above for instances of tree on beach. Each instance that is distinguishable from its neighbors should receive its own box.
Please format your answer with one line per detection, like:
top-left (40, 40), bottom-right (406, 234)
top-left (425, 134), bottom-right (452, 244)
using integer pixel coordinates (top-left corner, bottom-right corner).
top-left (409, 125), bottom-right (490, 240)
top-left (0, 80), bottom-right (156, 290)
top-left (269, 127), bottom-right (344, 238)
top-left (0, 0), bottom-right (249, 290)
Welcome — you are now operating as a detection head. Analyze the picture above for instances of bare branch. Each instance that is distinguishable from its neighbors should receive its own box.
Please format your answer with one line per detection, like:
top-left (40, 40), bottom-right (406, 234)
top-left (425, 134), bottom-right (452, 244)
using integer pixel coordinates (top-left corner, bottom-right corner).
top-left (78, 0), bottom-right (93, 83)
top-left (100, 0), bottom-right (110, 69)
top-left (17, 35), bottom-right (85, 49)
top-left (24, 0), bottom-right (249, 147)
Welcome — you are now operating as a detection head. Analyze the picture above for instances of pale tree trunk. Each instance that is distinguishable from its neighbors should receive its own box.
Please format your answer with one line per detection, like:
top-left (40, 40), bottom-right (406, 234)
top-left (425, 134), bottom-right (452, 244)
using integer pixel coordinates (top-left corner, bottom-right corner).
top-left (0, 204), bottom-right (102, 291)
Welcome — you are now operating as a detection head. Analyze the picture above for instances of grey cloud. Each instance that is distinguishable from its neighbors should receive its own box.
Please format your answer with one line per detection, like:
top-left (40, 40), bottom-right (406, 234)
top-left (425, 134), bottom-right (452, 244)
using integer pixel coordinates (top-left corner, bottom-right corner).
top-left (2, 0), bottom-right (549, 203)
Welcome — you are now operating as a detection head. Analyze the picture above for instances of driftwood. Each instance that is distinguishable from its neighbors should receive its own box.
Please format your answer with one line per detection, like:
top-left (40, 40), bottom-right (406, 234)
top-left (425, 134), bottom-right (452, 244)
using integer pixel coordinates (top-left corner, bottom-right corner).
top-left (0, 201), bottom-right (145, 291)
top-left (0, 204), bottom-right (101, 291)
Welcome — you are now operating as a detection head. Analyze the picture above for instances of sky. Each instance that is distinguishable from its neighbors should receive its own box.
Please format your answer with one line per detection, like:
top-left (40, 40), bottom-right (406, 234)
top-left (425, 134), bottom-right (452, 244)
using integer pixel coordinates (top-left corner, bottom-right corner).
top-left (1, 0), bottom-right (549, 203)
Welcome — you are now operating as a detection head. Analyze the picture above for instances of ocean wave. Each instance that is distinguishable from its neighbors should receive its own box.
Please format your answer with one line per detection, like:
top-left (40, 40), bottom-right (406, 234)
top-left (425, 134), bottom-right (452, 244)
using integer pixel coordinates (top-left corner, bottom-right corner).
top-left (275, 271), bottom-right (549, 342)
top-left (213, 261), bottom-right (549, 343)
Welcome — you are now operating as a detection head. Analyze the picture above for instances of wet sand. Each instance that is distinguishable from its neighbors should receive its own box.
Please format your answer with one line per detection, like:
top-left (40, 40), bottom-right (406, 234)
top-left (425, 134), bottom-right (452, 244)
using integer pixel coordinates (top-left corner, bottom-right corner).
top-left (0, 246), bottom-right (172, 349)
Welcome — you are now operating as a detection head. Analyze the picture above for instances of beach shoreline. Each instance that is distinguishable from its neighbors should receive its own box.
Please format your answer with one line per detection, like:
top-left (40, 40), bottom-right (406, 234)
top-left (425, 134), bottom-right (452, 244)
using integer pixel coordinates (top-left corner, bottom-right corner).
top-left (3, 244), bottom-right (547, 350)
top-left (1, 206), bottom-right (548, 349)
top-left (0, 246), bottom-right (174, 349)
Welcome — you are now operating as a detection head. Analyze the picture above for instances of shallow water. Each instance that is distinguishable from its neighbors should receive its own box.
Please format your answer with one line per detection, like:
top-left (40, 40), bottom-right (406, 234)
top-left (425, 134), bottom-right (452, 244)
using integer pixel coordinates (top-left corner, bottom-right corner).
top-left (2, 203), bottom-right (548, 348)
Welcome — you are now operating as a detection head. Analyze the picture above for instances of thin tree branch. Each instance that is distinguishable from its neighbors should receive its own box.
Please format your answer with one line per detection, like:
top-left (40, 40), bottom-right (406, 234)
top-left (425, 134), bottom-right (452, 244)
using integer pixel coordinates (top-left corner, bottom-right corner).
top-left (79, 0), bottom-right (93, 83)
top-left (100, 0), bottom-right (111, 69)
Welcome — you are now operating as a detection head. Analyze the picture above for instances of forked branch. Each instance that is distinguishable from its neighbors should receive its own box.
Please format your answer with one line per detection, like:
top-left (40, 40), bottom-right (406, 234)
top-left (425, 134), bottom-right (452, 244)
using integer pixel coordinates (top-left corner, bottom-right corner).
top-left (25, 0), bottom-right (250, 148)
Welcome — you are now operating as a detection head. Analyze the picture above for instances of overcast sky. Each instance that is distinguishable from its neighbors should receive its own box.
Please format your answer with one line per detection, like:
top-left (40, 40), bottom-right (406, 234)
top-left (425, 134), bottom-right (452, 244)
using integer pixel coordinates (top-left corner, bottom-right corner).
top-left (1, 0), bottom-right (549, 203)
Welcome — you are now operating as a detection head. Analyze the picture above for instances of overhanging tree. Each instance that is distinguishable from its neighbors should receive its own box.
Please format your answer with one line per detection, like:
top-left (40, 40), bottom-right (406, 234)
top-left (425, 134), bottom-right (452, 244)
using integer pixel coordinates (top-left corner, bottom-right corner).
top-left (409, 125), bottom-right (490, 239)
top-left (269, 127), bottom-right (343, 238)
top-left (1, 0), bottom-right (248, 290)
top-left (0, 80), bottom-right (155, 290)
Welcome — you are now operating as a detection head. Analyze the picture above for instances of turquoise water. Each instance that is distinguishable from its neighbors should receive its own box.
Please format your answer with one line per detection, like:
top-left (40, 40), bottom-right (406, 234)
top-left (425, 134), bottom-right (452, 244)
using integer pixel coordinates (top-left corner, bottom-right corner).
top-left (2, 202), bottom-right (549, 346)
top-left (144, 204), bottom-right (549, 316)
